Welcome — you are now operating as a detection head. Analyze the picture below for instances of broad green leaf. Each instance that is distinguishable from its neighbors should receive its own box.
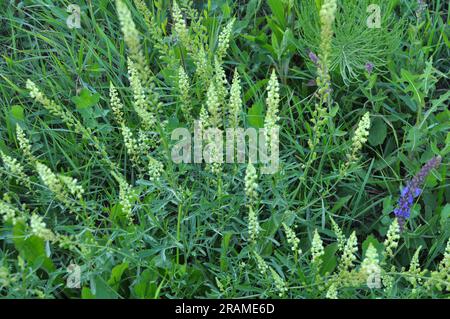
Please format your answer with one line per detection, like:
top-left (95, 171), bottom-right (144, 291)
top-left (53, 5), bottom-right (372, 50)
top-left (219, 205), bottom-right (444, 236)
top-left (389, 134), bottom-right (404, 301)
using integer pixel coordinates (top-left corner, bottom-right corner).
top-left (220, 2), bottom-right (231, 18)
top-left (91, 277), bottom-right (118, 299)
top-left (320, 243), bottom-right (338, 275)
top-left (247, 101), bottom-right (264, 128)
top-left (10, 105), bottom-right (25, 121)
top-left (315, 0), bottom-right (323, 12)
top-left (12, 221), bottom-right (55, 273)
top-left (107, 262), bottom-right (129, 291)
top-left (267, 0), bottom-right (286, 28)
top-left (71, 88), bottom-right (100, 110)
top-left (133, 269), bottom-right (158, 299)
top-left (81, 287), bottom-right (95, 299)
top-left (329, 104), bottom-right (340, 117)
top-left (399, 69), bottom-right (425, 108)
top-left (368, 117), bottom-right (387, 146)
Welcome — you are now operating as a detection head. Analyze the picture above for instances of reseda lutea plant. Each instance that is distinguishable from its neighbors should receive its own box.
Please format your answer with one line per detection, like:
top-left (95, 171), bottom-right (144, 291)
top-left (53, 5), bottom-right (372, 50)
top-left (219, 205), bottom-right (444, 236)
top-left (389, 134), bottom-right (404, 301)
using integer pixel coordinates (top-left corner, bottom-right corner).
top-left (0, 0), bottom-right (448, 299)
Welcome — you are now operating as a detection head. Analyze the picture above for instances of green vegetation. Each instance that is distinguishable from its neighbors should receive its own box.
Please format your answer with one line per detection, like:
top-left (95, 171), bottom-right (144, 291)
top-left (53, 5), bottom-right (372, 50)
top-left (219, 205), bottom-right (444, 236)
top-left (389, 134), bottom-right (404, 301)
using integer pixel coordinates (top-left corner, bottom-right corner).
top-left (0, 0), bottom-right (448, 299)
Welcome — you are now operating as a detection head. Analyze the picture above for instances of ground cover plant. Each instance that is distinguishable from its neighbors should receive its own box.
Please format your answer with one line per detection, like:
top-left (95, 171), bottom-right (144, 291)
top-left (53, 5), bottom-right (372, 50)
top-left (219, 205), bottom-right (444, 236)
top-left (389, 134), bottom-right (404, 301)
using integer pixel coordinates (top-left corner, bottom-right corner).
top-left (0, 0), bottom-right (449, 299)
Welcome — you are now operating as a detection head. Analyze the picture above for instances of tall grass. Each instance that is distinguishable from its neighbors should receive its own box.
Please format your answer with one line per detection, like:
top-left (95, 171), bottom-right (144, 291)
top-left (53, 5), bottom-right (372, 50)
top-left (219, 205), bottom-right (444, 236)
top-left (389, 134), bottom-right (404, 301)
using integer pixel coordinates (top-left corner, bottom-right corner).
top-left (0, 0), bottom-right (448, 299)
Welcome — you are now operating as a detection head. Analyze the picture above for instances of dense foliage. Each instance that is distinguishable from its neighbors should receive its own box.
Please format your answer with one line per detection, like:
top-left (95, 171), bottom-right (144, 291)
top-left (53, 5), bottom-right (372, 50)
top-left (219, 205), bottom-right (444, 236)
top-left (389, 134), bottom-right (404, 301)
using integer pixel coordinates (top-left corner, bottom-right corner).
top-left (0, 0), bottom-right (449, 299)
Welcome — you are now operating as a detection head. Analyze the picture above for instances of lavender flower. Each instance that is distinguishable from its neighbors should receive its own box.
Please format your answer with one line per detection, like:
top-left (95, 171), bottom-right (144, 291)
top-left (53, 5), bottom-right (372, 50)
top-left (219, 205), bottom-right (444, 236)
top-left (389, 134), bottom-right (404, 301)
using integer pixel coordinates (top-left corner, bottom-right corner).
top-left (394, 156), bottom-right (442, 230)
top-left (365, 62), bottom-right (374, 75)
top-left (308, 51), bottom-right (319, 65)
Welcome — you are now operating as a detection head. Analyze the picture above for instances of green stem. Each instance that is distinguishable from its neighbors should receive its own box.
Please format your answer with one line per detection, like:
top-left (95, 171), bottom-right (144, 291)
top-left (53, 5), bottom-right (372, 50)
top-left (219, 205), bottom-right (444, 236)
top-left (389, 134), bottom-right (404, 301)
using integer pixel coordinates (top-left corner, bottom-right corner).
top-left (176, 203), bottom-right (183, 265)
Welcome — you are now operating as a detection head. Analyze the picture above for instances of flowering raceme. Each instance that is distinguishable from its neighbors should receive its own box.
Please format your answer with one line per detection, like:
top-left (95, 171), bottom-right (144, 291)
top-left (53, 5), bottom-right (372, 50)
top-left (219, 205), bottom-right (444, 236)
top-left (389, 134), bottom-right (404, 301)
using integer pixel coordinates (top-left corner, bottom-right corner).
top-left (311, 229), bottom-right (324, 266)
top-left (384, 218), bottom-right (400, 258)
top-left (116, 0), bottom-right (149, 84)
top-left (346, 112), bottom-right (371, 164)
top-left (2, 0), bottom-right (447, 300)
top-left (360, 244), bottom-right (381, 286)
top-left (127, 58), bottom-right (156, 131)
top-left (16, 124), bottom-right (36, 163)
top-left (171, 1), bottom-right (190, 49)
top-left (30, 214), bottom-right (55, 242)
top-left (394, 156), bottom-right (442, 230)
top-left (206, 82), bottom-right (221, 128)
top-left (339, 231), bottom-right (358, 272)
top-left (178, 66), bottom-right (192, 123)
top-left (0, 199), bottom-right (21, 225)
top-left (228, 69), bottom-right (242, 129)
top-left (254, 252), bottom-right (269, 274)
top-left (0, 151), bottom-right (31, 188)
top-left (36, 162), bottom-right (84, 209)
top-left (282, 222), bottom-right (300, 255)
top-left (264, 70), bottom-right (280, 150)
top-left (216, 18), bottom-right (235, 62)
top-left (337, 111), bottom-right (371, 177)
top-left (270, 268), bottom-right (288, 297)
top-left (245, 162), bottom-right (258, 201)
top-left (306, 0), bottom-right (337, 163)
top-left (316, 0), bottom-right (337, 103)
top-left (110, 83), bottom-right (125, 126)
top-left (214, 58), bottom-right (229, 113)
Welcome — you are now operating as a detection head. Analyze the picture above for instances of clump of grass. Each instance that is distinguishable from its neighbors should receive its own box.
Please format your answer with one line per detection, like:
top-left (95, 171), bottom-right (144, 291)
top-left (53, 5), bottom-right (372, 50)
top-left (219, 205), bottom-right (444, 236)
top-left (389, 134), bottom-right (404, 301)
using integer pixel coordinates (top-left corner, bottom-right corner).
top-left (0, 0), bottom-right (448, 299)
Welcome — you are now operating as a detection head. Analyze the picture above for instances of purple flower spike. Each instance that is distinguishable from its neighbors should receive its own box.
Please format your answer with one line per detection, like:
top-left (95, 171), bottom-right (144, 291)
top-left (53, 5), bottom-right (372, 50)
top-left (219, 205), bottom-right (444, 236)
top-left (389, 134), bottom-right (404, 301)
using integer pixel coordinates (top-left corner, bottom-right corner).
top-left (365, 62), bottom-right (374, 74)
top-left (394, 156), bottom-right (442, 231)
top-left (308, 51), bottom-right (318, 65)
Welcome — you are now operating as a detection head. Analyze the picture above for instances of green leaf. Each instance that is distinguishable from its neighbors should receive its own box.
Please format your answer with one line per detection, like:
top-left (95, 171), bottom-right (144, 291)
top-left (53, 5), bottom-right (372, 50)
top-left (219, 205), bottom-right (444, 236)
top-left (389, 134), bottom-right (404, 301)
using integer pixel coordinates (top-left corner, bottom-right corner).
top-left (107, 262), bottom-right (129, 291)
top-left (243, 0), bottom-right (260, 21)
top-left (399, 69), bottom-right (425, 108)
top-left (440, 204), bottom-right (450, 229)
top-left (133, 269), bottom-right (157, 299)
top-left (405, 126), bottom-right (424, 151)
top-left (247, 101), bottom-right (264, 128)
top-left (368, 117), bottom-right (387, 146)
top-left (91, 277), bottom-right (118, 299)
top-left (220, 232), bottom-right (232, 272)
top-left (330, 195), bottom-right (351, 213)
top-left (10, 105), bottom-right (25, 121)
top-left (271, 32), bottom-right (279, 55)
top-left (267, 0), bottom-right (286, 28)
top-left (81, 287), bottom-right (95, 299)
top-left (71, 88), bottom-right (100, 110)
top-left (220, 2), bottom-right (231, 18)
top-left (244, 79), bottom-right (268, 103)
top-left (320, 243), bottom-right (338, 275)
top-left (329, 104), bottom-right (340, 117)
top-left (382, 195), bottom-right (393, 215)
top-left (315, 0), bottom-right (323, 12)
top-left (12, 221), bottom-right (55, 273)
